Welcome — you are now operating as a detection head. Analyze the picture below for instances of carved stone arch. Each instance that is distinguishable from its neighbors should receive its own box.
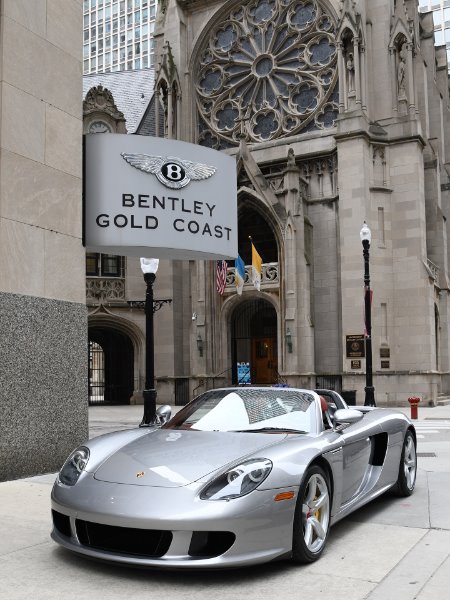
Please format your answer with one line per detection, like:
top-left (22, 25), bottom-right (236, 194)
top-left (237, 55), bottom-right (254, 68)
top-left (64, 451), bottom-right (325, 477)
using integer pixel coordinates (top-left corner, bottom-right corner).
top-left (237, 187), bottom-right (284, 259)
top-left (372, 143), bottom-right (387, 187)
top-left (154, 41), bottom-right (181, 139)
top-left (389, 0), bottom-right (414, 53)
top-left (83, 85), bottom-right (127, 134)
top-left (285, 217), bottom-right (296, 240)
top-left (88, 313), bottom-right (145, 403)
top-left (389, 23), bottom-right (410, 51)
top-left (221, 288), bottom-right (280, 324)
top-left (88, 312), bottom-right (145, 362)
top-left (335, 10), bottom-right (365, 112)
top-left (236, 143), bottom-right (288, 226)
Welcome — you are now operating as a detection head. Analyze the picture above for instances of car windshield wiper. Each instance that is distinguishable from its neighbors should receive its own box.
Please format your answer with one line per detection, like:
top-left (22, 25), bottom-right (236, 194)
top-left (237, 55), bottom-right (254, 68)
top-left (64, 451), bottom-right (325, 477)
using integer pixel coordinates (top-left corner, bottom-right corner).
top-left (233, 427), bottom-right (307, 434)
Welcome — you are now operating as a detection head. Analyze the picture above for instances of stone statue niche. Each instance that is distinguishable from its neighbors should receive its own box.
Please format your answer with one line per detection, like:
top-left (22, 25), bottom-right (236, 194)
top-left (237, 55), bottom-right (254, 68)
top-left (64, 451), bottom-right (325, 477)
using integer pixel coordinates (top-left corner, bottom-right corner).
top-left (343, 36), bottom-right (356, 110)
top-left (397, 41), bottom-right (408, 112)
top-left (346, 51), bottom-right (355, 97)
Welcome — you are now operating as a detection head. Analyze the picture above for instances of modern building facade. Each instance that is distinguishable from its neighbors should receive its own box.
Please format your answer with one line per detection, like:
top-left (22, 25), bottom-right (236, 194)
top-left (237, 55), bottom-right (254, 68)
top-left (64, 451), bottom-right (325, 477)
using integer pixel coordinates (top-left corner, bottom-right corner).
top-left (83, 0), bottom-right (158, 74)
top-left (1, 1), bottom-right (87, 481)
top-left (84, 0), bottom-right (450, 409)
top-left (419, 0), bottom-right (450, 67)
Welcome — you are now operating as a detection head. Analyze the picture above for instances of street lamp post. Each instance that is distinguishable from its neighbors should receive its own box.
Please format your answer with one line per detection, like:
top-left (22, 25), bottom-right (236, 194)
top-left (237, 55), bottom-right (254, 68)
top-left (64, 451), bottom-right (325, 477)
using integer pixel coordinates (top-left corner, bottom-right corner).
top-left (360, 222), bottom-right (376, 407)
top-left (140, 257), bottom-right (160, 426)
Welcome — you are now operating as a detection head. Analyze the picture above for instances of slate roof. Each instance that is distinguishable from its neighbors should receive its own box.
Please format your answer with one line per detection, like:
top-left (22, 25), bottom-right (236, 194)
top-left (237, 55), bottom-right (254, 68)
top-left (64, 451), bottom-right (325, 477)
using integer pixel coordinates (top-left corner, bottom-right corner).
top-left (83, 68), bottom-right (155, 133)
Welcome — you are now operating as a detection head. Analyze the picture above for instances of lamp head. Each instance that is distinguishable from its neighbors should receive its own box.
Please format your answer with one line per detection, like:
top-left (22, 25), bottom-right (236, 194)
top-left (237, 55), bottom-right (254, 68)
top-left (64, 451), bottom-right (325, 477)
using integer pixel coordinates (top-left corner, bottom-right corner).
top-left (140, 257), bottom-right (159, 275)
top-left (360, 221), bottom-right (371, 244)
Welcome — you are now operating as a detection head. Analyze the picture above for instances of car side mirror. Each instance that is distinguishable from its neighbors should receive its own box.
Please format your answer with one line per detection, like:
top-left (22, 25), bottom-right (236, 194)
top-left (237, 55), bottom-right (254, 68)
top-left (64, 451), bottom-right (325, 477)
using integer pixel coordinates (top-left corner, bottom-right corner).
top-left (333, 408), bottom-right (364, 431)
top-left (156, 405), bottom-right (172, 426)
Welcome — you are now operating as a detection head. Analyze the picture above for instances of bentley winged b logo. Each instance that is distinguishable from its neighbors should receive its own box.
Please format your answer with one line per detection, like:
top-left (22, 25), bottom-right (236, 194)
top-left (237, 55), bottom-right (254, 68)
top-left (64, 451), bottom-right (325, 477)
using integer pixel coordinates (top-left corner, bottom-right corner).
top-left (120, 152), bottom-right (217, 190)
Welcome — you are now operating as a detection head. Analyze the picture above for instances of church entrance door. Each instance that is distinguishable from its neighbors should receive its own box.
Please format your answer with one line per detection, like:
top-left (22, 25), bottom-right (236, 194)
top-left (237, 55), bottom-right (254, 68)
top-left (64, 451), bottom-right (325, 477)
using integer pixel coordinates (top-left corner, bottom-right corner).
top-left (88, 327), bottom-right (133, 405)
top-left (231, 299), bottom-right (278, 385)
top-left (252, 337), bottom-right (277, 384)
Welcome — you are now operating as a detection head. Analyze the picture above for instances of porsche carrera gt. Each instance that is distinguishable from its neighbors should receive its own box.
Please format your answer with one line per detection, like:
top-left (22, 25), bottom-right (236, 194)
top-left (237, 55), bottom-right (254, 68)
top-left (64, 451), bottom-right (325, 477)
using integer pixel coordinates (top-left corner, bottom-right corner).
top-left (51, 387), bottom-right (417, 568)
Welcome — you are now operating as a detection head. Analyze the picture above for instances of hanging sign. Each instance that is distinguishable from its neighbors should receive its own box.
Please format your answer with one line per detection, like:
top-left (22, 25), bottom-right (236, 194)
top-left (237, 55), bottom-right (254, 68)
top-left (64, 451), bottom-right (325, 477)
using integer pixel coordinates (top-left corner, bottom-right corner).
top-left (83, 134), bottom-right (237, 260)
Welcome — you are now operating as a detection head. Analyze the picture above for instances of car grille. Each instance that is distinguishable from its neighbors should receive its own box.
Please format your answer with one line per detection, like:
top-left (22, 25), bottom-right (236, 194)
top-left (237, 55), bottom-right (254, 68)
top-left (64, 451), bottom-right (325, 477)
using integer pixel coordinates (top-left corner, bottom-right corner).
top-left (75, 519), bottom-right (173, 558)
top-left (52, 511), bottom-right (235, 559)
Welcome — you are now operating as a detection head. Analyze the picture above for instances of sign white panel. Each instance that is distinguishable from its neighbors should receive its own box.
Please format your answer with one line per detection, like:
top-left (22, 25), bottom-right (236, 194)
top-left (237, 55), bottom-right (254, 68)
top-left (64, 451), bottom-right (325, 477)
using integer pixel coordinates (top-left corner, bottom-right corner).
top-left (84, 134), bottom-right (237, 260)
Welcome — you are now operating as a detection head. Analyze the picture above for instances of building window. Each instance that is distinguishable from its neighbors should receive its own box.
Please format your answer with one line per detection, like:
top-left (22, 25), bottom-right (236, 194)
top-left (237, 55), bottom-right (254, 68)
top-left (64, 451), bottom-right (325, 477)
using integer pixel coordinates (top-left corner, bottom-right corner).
top-left (433, 9), bottom-right (443, 25)
top-left (195, 0), bottom-right (338, 147)
top-left (86, 253), bottom-right (124, 277)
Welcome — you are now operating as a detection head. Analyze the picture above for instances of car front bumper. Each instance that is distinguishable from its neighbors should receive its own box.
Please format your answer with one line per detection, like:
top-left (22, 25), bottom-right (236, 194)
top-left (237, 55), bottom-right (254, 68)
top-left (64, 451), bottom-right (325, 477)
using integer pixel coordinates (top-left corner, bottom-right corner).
top-left (51, 474), bottom-right (298, 568)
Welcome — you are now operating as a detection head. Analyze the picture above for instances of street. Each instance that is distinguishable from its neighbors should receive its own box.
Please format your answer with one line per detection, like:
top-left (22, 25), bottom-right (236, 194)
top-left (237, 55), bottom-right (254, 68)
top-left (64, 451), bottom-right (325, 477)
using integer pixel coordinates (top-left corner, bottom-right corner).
top-left (1, 404), bottom-right (450, 600)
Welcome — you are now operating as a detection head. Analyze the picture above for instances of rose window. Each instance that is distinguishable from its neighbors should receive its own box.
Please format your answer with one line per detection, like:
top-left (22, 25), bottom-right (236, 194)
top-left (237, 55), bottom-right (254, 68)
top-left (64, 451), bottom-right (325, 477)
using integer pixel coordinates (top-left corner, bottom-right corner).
top-left (196, 0), bottom-right (339, 149)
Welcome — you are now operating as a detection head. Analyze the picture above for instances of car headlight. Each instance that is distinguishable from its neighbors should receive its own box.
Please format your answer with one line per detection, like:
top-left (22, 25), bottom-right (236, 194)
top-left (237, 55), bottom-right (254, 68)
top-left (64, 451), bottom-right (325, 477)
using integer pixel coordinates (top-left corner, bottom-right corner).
top-left (200, 458), bottom-right (272, 501)
top-left (58, 446), bottom-right (90, 486)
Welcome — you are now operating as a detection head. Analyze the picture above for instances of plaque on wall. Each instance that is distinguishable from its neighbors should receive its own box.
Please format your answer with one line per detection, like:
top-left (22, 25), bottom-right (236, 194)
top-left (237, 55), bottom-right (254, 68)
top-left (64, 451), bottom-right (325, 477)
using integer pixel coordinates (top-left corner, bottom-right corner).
top-left (351, 360), bottom-right (361, 369)
top-left (346, 335), bottom-right (365, 358)
top-left (381, 360), bottom-right (390, 369)
top-left (380, 347), bottom-right (390, 358)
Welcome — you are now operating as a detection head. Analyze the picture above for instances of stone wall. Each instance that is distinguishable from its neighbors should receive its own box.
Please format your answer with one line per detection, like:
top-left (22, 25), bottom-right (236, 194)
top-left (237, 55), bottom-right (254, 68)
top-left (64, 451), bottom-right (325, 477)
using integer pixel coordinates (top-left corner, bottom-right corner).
top-left (0, 0), bottom-right (88, 480)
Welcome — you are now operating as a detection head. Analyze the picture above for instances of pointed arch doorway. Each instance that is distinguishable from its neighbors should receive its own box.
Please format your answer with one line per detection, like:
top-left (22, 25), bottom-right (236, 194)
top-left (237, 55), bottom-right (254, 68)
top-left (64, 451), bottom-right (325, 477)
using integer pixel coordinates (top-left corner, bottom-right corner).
top-left (88, 327), bottom-right (134, 405)
top-left (231, 299), bottom-right (278, 385)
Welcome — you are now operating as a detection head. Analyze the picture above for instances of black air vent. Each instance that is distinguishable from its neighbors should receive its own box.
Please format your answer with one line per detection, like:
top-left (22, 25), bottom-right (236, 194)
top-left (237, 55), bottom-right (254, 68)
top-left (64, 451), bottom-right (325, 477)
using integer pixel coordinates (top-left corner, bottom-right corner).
top-left (75, 520), bottom-right (172, 557)
top-left (52, 510), bottom-right (72, 538)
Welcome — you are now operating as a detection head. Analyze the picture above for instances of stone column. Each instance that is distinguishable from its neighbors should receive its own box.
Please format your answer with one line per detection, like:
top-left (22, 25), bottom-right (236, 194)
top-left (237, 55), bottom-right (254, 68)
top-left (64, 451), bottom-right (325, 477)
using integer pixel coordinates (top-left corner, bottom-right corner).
top-left (360, 45), bottom-right (367, 112)
top-left (389, 47), bottom-right (397, 114)
top-left (338, 42), bottom-right (346, 113)
top-left (354, 37), bottom-right (361, 107)
top-left (176, 91), bottom-right (182, 139)
top-left (155, 86), bottom-right (160, 136)
top-left (406, 42), bottom-right (415, 116)
top-left (167, 88), bottom-right (173, 139)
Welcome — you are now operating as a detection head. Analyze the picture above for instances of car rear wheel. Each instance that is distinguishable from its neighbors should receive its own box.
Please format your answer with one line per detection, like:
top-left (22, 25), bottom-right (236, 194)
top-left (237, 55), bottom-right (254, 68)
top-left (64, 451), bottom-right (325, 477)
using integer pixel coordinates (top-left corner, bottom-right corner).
top-left (393, 429), bottom-right (417, 497)
top-left (292, 465), bottom-right (331, 563)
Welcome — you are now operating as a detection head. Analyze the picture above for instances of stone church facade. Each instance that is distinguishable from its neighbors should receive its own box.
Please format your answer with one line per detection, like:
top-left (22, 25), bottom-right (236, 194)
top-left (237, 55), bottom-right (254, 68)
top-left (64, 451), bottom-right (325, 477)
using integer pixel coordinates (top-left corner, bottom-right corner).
top-left (85, 0), bottom-right (450, 408)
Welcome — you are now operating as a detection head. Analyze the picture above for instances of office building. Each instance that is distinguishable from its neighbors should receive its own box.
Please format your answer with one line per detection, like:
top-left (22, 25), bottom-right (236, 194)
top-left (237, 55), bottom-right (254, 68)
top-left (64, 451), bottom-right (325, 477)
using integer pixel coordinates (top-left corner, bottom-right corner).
top-left (419, 0), bottom-right (450, 67)
top-left (83, 0), bottom-right (158, 74)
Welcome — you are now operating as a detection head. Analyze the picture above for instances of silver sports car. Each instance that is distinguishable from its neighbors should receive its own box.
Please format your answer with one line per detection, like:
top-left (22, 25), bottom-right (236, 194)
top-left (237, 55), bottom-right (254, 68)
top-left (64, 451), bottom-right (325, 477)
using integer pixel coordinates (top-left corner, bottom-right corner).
top-left (51, 387), bottom-right (417, 568)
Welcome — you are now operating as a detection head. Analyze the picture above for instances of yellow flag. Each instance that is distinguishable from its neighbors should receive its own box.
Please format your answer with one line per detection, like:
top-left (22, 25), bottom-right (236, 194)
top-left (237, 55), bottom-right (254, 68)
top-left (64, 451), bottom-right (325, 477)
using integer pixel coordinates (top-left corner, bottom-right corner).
top-left (251, 243), bottom-right (262, 291)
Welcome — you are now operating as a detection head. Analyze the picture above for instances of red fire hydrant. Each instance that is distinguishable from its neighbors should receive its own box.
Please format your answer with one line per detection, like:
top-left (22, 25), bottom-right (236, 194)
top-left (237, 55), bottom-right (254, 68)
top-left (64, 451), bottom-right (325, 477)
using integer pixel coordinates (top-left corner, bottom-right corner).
top-left (408, 396), bottom-right (421, 420)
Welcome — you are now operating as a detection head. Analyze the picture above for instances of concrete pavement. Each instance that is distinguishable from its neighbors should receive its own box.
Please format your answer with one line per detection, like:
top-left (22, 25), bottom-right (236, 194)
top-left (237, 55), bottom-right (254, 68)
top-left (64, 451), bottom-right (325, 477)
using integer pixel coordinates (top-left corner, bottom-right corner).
top-left (1, 402), bottom-right (450, 600)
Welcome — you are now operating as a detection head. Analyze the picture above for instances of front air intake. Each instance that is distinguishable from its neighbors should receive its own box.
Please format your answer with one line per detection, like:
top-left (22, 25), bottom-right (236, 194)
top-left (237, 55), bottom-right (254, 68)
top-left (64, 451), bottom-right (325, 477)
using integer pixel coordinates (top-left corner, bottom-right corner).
top-left (75, 519), bottom-right (172, 558)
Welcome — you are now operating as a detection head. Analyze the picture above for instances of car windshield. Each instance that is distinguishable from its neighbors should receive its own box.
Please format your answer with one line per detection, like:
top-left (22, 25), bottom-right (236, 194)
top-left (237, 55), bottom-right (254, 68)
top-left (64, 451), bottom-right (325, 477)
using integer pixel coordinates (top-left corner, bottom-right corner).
top-left (163, 388), bottom-right (315, 433)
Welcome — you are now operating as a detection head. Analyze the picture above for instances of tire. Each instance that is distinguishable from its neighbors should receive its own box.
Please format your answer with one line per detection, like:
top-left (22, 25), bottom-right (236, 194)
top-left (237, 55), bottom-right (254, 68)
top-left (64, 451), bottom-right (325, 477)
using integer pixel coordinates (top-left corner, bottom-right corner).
top-left (393, 429), bottom-right (417, 497)
top-left (292, 464), bottom-right (331, 563)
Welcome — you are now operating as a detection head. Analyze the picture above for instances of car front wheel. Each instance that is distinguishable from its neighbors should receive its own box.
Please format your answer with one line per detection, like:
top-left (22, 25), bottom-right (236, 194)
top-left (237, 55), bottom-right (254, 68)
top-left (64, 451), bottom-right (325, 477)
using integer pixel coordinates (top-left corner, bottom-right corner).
top-left (292, 465), bottom-right (331, 563)
top-left (393, 429), bottom-right (417, 497)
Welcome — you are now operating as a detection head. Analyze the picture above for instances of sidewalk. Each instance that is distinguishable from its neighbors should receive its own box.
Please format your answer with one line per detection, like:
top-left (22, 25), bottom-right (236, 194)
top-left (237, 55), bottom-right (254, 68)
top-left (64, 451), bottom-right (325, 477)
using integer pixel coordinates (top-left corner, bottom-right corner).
top-left (1, 402), bottom-right (449, 600)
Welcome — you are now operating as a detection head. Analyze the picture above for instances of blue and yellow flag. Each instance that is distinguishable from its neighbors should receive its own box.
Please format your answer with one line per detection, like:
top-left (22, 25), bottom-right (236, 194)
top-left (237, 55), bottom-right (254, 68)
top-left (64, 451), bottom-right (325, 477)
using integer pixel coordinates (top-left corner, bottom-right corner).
top-left (235, 255), bottom-right (245, 295)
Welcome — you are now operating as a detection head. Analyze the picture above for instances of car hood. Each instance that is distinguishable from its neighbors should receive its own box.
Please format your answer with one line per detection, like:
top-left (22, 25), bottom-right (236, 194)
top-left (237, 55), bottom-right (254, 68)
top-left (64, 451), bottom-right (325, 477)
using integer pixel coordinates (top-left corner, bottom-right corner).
top-left (93, 429), bottom-right (285, 487)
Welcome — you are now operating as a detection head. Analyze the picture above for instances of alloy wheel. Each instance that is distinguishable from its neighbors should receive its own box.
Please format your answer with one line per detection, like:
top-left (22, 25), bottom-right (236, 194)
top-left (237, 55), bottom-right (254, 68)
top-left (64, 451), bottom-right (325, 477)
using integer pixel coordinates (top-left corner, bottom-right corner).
top-left (302, 472), bottom-right (330, 553)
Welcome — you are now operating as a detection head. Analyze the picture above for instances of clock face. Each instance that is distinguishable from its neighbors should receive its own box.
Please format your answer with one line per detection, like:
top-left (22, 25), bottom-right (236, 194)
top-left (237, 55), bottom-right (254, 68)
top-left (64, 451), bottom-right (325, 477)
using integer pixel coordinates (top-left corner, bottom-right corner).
top-left (89, 121), bottom-right (111, 133)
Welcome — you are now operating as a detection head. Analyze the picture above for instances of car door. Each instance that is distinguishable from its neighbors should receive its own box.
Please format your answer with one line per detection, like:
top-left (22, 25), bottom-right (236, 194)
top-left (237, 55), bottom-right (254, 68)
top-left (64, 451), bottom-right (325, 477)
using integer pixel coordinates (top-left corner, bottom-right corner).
top-left (339, 421), bottom-right (381, 506)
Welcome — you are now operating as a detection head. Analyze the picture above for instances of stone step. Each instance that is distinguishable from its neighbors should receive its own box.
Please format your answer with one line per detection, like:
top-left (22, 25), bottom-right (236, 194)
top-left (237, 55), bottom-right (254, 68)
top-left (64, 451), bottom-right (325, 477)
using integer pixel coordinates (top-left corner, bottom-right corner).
top-left (436, 396), bottom-right (450, 406)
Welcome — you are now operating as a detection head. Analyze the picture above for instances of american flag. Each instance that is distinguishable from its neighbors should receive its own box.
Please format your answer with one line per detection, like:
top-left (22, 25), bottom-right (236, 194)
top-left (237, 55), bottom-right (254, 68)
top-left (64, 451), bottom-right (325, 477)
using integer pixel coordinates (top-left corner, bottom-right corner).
top-left (216, 260), bottom-right (227, 295)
